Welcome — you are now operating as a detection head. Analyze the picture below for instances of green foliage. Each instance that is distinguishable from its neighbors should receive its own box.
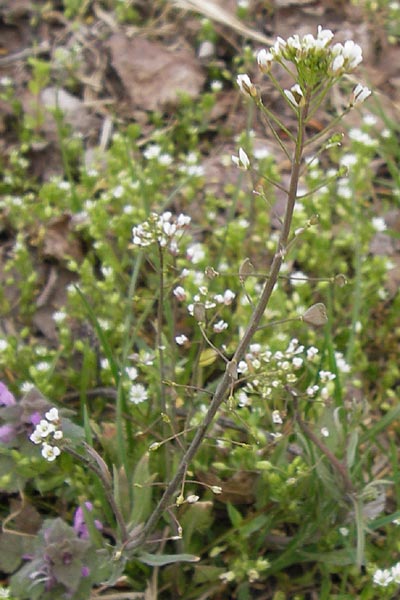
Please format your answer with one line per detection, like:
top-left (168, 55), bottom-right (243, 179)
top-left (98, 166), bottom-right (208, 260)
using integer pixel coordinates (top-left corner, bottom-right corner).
top-left (0, 10), bottom-right (399, 600)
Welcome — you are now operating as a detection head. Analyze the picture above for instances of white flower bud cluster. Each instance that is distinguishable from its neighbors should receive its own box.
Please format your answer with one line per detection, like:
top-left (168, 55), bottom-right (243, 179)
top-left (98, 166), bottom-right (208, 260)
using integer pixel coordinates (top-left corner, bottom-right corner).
top-left (237, 26), bottom-right (371, 108)
top-left (132, 211), bottom-right (191, 254)
top-left (29, 408), bottom-right (63, 462)
top-left (262, 26), bottom-right (363, 76)
top-left (235, 339), bottom-right (340, 407)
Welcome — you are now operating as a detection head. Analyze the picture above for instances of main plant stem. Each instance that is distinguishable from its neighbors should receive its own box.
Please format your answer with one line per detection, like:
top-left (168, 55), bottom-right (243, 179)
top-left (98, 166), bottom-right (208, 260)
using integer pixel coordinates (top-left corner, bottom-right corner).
top-left (133, 98), bottom-right (309, 549)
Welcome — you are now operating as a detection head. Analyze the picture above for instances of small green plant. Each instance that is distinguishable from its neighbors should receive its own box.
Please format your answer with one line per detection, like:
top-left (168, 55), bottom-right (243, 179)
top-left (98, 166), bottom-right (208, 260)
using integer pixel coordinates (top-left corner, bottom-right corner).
top-left (1, 17), bottom-right (399, 600)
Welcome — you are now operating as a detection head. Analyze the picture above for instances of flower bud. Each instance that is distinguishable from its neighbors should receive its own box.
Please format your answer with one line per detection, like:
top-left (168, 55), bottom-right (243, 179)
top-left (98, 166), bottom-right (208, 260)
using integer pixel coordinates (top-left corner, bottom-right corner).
top-left (350, 84), bottom-right (371, 106)
top-left (284, 84), bottom-right (304, 107)
top-left (237, 74), bottom-right (257, 98)
top-left (257, 49), bottom-right (274, 73)
top-left (232, 147), bottom-right (250, 170)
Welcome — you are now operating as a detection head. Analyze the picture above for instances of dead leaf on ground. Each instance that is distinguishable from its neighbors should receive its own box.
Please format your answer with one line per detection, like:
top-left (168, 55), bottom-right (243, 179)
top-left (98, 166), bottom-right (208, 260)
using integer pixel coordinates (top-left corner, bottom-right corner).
top-left (39, 213), bottom-right (85, 263)
top-left (107, 34), bottom-right (206, 112)
top-left (40, 87), bottom-right (98, 137)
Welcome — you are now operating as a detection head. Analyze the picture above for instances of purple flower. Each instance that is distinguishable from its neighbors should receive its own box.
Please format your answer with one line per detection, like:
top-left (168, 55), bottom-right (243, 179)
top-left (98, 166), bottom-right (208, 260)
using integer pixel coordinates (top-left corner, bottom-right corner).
top-left (0, 423), bottom-right (17, 444)
top-left (73, 502), bottom-right (103, 539)
top-left (30, 411), bottom-right (42, 426)
top-left (0, 382), bottom-right (16, 406)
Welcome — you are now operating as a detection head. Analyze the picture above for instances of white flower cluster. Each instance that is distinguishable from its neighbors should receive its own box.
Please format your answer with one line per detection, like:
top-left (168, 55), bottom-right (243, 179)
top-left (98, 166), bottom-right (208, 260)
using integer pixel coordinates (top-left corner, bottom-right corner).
top-left (132, 211), bottom-right (191, 253)
top-left (258, 26), bottom-right (363, 76)
top-left (30, 408), bottom-right (63, 462)
top-left (238, 26), bottom-right (371, 108)
top-left (173, 285), bottom-right (236, 342)
top-left (373, 562), bottom-right (400, 587)
top-left (235, 339), bottom-right (339, 403)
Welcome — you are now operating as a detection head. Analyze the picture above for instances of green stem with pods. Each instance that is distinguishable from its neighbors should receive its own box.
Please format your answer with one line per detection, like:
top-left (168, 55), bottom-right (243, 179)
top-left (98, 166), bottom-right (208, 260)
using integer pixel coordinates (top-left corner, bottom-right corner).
top-left (131, 90), bottom-right (311, 549)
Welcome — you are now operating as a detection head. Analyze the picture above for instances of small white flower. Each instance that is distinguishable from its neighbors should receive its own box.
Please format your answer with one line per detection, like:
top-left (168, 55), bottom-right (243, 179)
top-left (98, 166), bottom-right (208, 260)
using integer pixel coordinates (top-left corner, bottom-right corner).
top-left (372, 217), bottom-right (387, 232)
top-left (254, 147), bottom-right (271, 160)
top-left (339, 527), bottom-right (349, 536)
top-left (101, 358), bottom-right (110, 370)
top-left (321, 427), bottom-right (329, 437)
top-left (391, 562), bottom-right (400, 583)
top-left (317, 25), bottom-right (334, 45)
top-left (319, 370), bottom-right (336, 383)
top-left (292, 357), bottom-right (303, 369)
top-left (213, 320), bottom-right (228, 333)
top-left (125, 367), bottom-right (138, 381)
top-left (272, 410), bottom-right (283, 425)
top-left (237, 391), bottom-right (250, 407)
top-left (187, 243), bottom-right (205, 264)
top-left (363, 113), bottom-right (377, 126)
top-left (342, 40), bottom-right (363, 70)
top-left (53, 311), bottom-right (67, 323)
top-left (35, 419), bottom-right (56, 437)
top-left (41, 443), bottom-right (61, 462)
top-left (237, 360), bottom-right (248, 374)
top-left (20, 381), bottom-right (34, 393)
top-left (335, 352), bottom-right (350, 373)
top-left (35, 361), bottom-right (51, 372)
top-left (129, 383), bottom-right (148, 405)
top-left (113, 185), bottom-right (124, 198)
top-left (330, 53), bottom-right (344, 75)
top-left (307, 385), bottom-right (319, 397)
top-left (53, 430), bottom-right (63, 440)
top-left (157, 153), bottom-right (171, 166)
top-left (175, 334), bottom-right (189, 346)
top-left (211, 80), bottom-right (223, 92)
top-left (30, 430), bottom-right (43, 444)
top-left (0, 339), bottom-right (8, 351)
top-left (215, 289), bottom-right (236, 305)
top-left (373, 568), bottom-right (393, 587)
top-left (232, 147), bottom-right (250, 170)
top-left (306, 346), bottom-right (319, 361)
top-left (45, 408), bottom-right (59, 422)
top-left (177, 213), bottom-right (191, 228)
top-left (143, 144), bottom-right (161, 160)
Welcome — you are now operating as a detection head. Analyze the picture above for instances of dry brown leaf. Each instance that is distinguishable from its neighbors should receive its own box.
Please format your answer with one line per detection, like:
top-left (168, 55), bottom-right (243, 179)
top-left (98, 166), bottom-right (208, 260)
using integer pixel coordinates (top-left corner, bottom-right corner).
top-left (40, 87), bottom-right (96, 135)
top-left (40, 214), bottom-right (84, 263)
top-left (108, 34), bottom-right (206, 112)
